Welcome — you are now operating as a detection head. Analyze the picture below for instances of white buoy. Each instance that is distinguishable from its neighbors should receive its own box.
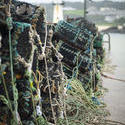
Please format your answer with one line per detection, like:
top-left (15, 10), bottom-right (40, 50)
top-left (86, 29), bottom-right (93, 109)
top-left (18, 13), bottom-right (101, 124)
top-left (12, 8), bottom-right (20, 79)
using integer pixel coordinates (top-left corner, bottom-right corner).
top-left (53, 0), bottom-right (64, 23)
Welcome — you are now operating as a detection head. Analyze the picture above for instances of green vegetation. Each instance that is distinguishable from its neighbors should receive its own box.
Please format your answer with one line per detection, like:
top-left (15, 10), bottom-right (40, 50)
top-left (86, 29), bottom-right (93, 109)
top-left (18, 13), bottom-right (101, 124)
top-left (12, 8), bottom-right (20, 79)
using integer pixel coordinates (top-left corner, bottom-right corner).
top-left (64, 10), bottom-right (84, 16)
top-left (114, 17), bottom-right (125, 25)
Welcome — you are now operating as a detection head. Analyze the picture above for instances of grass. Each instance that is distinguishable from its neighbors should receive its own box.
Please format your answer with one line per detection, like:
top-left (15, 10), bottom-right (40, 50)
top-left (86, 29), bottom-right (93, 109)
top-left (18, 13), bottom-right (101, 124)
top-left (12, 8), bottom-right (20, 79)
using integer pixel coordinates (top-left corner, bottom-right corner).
top-left (64, 10), bottom-right (84, 16)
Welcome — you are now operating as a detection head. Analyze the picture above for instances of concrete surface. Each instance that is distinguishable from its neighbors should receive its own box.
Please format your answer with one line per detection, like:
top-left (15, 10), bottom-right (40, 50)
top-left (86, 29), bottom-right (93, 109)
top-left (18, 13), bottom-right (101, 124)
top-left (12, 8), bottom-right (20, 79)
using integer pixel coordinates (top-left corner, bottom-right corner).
top-left (103, 33), bottom-right (125, 124)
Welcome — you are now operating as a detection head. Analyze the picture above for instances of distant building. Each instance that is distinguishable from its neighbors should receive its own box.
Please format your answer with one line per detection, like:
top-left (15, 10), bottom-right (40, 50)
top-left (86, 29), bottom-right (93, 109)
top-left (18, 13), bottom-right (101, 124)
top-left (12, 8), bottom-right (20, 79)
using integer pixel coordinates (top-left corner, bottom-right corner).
top-left (63, 7), bottom-right (76, 11)
top-left (105, 16), bottom-right (116, 23)
top-left (100, 7), bottom-right (116, 12)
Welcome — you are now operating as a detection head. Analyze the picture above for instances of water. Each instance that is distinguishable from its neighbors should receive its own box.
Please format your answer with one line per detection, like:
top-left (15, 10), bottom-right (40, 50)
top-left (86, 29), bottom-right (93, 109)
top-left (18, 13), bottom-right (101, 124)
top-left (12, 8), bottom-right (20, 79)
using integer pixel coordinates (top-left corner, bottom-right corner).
top-left (103, 33), bottom-right (125, 123)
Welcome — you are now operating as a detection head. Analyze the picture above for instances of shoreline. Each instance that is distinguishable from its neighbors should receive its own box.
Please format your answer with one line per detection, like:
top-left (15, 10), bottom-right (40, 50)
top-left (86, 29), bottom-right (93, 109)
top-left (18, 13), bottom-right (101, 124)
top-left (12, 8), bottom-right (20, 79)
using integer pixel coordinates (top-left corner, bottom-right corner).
top-left (97, 25), bottom-right (125, 34)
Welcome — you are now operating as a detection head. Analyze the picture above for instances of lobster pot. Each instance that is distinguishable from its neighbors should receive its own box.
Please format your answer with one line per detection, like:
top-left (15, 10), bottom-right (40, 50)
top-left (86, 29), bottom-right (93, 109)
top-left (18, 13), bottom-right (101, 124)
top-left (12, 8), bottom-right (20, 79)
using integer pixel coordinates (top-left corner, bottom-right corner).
top-left (33, 6), bottom-right (46, 42)
top-left (54, 21), bottom-right (94, 50)
top-left (0, 7), bottom-right (7, 24)
top-left (0, 21), bottom-right (32, 77)
top-left (63, 65), bottom-right (73, 78)
top-left (67, 17), bottom-right (97, 36)
top-left (94, 34), bottom-right (103, 48)
top-left (11, 1), bottom-right (46, 42)
top-left (59, 43), bottom-right (80, 67)
top-left (66, 17), bottom-right (104, 65)
top-left (63, 66), bottom-right (93, 91)
top-left (0, 19), bottom-right (35, 124)
top-left (59, 43), bottom-right (93, 74)
top-left (11, 1), bottom-right (35, 23)
top-left (14, 22), bottom-right (32, 61)
top-left (79, 54), bottom-right (93, 73)
top-left (0, 1), bottom-right (66, 124)
top-left (0, 21), bottom-right (12, 124)
top-left (78, 72), bottom-right (92, 90)
top-left (53, 19), bottom-right (101, 91)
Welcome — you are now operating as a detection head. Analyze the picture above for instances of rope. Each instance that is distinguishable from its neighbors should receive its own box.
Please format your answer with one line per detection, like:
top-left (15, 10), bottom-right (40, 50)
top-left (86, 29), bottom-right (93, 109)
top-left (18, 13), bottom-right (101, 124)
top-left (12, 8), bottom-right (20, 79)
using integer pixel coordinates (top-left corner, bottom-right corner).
top-left (106, 120), bottom-right (125, 125)
top-left (6, 12), bottom-right (19, 124)
top-left (87, 34), bottom-right (97, 89)
top-left (65, 52), bottom-right (83, 90)
top-left (8, 27), bottom-right (14, 81)
top-left (44, 56), bottom-right (57, 124)
top-left (1, 72), bottom-right (13, 115)
top-left (8, 25), bottom-right (19, 125)
top-left (42, 13), bottom-right (48, 55)
top-left (43, 12), bottom-right (57, 124)
top-left (102, 74), bottom-right (125, 83)
top-left (72, 52), bottom-right (83, 79)
top-left (91, 34), bottom-right (98, 90)
top-left (91, 120), bottom-right (125, 125)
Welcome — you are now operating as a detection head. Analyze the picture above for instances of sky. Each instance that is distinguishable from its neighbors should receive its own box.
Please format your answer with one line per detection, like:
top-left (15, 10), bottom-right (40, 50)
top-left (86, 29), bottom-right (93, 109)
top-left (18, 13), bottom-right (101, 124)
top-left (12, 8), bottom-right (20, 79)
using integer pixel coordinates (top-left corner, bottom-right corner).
top-left (18, 0), bottom-right (125, 4)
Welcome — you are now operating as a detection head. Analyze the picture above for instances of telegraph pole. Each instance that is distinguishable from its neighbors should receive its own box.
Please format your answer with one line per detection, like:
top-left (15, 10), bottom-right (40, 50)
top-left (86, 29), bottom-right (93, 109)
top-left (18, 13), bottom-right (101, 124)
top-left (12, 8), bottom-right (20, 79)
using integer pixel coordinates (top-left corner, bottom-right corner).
top-left (84, 0), bottom-right (87, 18)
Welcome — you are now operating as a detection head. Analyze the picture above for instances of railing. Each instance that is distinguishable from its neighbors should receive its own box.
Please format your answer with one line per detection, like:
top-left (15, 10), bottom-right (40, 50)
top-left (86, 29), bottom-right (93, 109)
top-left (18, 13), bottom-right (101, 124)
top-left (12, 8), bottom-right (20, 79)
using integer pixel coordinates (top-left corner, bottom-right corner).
top-left (102, 33), bottom-right (111, 51)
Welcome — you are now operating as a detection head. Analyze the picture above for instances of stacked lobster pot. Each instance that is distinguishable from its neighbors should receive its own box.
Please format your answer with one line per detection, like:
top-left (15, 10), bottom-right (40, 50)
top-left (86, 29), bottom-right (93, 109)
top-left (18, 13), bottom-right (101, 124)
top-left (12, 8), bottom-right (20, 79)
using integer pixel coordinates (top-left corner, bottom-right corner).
top-left (54, 19), bottom-right (104, 91)
top-left (67, 17), bottom-right (105, 66)
top-left (0, 1), bottom-right (64, 124)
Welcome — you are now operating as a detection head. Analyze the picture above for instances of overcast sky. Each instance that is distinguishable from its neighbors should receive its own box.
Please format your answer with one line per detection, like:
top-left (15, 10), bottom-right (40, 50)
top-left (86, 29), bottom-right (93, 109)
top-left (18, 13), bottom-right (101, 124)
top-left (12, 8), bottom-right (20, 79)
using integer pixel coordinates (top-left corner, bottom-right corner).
top-left (18, 0), bottom-right (125, 4)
